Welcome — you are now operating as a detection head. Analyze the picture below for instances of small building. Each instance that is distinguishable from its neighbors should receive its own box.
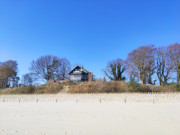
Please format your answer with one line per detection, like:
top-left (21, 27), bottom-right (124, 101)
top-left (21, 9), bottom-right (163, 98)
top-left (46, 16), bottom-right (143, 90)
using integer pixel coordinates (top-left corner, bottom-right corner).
top-left (69, 66), bottom-right (93, 82)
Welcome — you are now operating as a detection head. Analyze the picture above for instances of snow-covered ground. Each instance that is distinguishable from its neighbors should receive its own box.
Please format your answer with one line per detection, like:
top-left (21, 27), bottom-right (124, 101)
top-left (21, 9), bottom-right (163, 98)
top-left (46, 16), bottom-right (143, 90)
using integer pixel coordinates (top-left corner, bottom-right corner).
top-left (0, 94), bottom-right (180, 135)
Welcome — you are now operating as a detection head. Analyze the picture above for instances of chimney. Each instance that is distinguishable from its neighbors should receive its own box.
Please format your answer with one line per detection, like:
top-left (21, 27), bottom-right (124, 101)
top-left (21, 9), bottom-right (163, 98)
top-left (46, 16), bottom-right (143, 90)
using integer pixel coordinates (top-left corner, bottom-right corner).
top-left (88, 72), bottom-right (93, 82)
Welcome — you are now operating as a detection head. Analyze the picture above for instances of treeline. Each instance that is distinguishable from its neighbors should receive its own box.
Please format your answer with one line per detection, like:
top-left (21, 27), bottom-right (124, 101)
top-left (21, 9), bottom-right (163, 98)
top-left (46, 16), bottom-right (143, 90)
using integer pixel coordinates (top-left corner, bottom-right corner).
top-left (0, 56), bottom-right (71, 88)
top-left (104, 43), bottom-right (180, 86)
top-left (0, 43), bottom-right (180, 90)
top-left (23, 56), bottom-right (71, 85)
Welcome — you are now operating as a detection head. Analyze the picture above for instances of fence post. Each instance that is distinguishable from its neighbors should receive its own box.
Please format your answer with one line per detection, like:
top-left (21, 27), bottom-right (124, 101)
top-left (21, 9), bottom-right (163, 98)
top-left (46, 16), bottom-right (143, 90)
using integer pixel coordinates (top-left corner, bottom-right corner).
top-left (124, 98), bottom-right (126, 103)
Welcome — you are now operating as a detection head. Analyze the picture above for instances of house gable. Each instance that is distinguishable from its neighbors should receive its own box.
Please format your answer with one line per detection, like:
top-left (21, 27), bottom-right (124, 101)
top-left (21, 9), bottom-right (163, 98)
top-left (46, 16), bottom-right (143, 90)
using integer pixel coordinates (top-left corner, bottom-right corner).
top-left (69, 66), bottom-right (89, 75)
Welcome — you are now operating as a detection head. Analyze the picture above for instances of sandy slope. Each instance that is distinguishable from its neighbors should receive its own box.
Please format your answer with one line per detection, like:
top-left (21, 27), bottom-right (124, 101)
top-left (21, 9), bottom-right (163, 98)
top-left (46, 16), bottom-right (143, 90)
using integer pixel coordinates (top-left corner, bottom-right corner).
top-left (0, 94), bottom-right (180, 135)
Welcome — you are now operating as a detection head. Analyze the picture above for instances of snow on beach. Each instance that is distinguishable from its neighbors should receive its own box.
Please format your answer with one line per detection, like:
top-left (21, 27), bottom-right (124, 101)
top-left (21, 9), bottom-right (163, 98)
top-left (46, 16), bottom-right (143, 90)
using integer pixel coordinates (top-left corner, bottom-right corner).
top-left (0, 93), bottom-right (180, 135)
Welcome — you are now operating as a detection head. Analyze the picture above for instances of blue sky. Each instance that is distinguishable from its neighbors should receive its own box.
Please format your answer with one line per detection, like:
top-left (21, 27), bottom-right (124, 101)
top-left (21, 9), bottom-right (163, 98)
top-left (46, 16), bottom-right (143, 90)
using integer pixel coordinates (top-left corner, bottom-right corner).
top-left (0, 0), bottom-right (180, 80)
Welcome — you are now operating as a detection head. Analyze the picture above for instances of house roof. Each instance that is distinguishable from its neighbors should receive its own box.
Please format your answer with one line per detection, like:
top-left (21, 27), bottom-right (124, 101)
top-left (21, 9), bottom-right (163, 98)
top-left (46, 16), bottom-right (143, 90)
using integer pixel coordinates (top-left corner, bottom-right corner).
top-left (69, 66), bottom-right (89, 74)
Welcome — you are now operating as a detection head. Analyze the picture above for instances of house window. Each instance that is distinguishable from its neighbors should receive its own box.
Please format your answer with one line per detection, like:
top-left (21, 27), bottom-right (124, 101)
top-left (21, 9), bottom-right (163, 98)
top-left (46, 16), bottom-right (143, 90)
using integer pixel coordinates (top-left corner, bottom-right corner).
top-left (74, 68), bottom-right (81, 73)
top-left (70, 75), bottom-right (81, 79)
top-left (75, 68), bottom-right (80, 71)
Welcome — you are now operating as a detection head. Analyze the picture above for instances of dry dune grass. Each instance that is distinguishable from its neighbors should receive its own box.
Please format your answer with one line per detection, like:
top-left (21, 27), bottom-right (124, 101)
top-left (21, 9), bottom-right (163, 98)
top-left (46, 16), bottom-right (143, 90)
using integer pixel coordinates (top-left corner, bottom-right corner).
top-left (0, 86), bottom-right (36, 94)
top-left (69, 81), bottom-right (127, 93)
top-left (0, 81), bottom-right (179, 94)
top-left (69, 81), bottom-right (178, 93)
top-left (0, 81), bottom-right (63, 94)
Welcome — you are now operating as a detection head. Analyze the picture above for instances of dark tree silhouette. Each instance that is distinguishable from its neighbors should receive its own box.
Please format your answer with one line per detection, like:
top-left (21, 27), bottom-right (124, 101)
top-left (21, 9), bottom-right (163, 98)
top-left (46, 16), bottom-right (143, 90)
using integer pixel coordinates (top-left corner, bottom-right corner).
top-left (0, 60), bottom-right (18, 88)
top-left (104, 58), bottom-right (126, 81)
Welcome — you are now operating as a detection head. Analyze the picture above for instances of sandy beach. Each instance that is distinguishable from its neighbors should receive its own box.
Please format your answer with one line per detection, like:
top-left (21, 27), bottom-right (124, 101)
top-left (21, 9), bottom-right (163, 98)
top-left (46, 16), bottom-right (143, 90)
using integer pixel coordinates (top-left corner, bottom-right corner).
top-left (0, 94), bottom-right (180, 135)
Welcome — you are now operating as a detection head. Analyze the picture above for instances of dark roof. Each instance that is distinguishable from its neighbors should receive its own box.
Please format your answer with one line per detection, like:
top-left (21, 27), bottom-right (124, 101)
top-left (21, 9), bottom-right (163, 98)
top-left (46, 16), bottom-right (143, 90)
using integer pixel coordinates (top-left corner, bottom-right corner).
top-left (69, 66), bottom-right (89, 74)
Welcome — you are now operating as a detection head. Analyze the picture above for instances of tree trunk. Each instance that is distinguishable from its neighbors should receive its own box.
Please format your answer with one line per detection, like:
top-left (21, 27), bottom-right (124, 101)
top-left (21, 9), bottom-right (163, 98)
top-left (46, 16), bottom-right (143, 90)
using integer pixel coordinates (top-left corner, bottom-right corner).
top-left (178, 63), bottom-right (180, 83)
top-left (163, 77), bottom-right (168, 85)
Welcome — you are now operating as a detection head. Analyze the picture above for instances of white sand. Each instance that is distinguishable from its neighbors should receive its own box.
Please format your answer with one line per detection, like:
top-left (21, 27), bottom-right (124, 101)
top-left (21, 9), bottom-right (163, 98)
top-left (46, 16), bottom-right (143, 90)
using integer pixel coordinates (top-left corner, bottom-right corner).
top-left (0, 94), bottom-right (180, 135)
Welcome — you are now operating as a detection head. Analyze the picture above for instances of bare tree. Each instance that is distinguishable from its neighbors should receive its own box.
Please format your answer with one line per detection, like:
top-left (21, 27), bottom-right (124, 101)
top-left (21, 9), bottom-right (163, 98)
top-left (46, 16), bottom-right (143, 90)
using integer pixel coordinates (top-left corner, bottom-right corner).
top-left (104, 58), bottom-right (126, 81)
top-left (58, 58), bottom-right (71, 80)
top-left (156, 47), bottom-right (174, 85)
top-left (30, 55), bottom-right (58, 82)
top-left (168, 43), bottom-right (180, 83)
top-left (178, 62), bottom-right (180, 83)
top-left (126, 45), bottom-right (156, 84)
top-left (30, 55), bottom-right (71, 82)
top-left (21, 73), bottom-right (38, 86)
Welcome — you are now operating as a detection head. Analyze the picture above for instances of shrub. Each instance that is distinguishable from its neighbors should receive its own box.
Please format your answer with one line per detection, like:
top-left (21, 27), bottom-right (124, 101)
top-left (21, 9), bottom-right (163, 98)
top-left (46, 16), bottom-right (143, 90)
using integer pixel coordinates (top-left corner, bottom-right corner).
top-left (167, 83), bottom-right (180, 92)
top-left (128, 81), bottom-right (140, 92)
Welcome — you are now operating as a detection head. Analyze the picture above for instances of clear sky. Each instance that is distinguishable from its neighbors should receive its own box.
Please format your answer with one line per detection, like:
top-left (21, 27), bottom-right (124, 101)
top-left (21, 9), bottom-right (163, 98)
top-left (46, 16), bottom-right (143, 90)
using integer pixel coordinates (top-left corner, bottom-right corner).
top-left (0, 0), bottom-right (180, 80)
